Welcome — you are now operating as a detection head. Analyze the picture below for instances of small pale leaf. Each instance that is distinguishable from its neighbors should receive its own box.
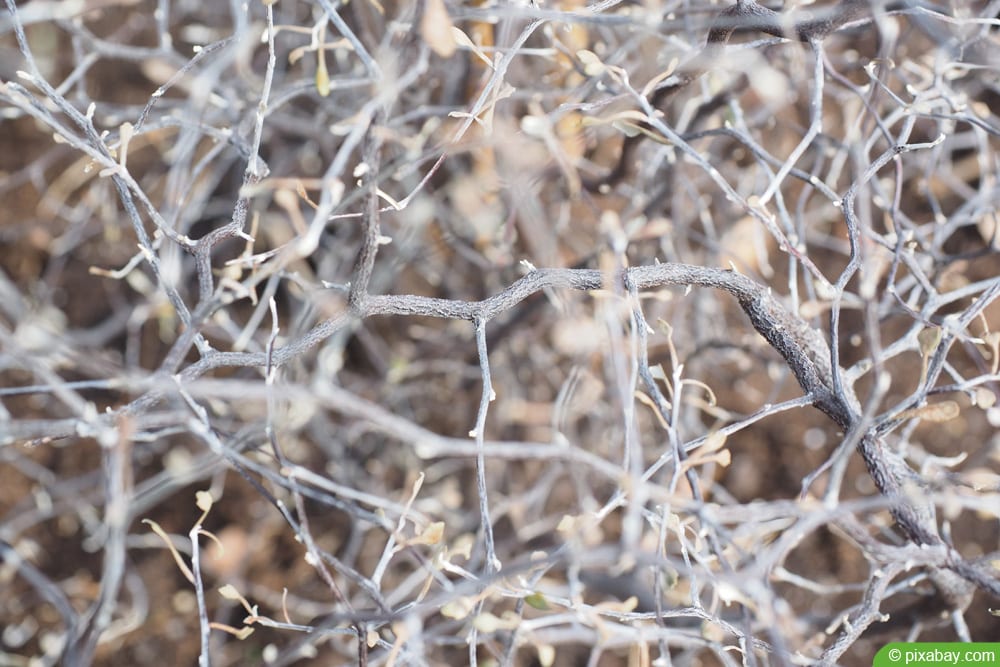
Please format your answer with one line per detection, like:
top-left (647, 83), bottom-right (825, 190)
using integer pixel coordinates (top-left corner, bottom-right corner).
top-left (195, 490), bottom-right (213, 513)
top-left (219, 584), bottom-right (241, 600)
top-left (473, 612), bottom-right (501, 633)
top-left (441, 597), bottom-right (474, 619)
top-left (918, 326), bottom-right (942, 357)
top-left (556, 514), bottom-right (577, 532)
top-left (537, 645), bottom-right (556, 667)
top-left (975, 387), bottom-right (997, 408)
top-left (315, 54), bottom-right (331, 97)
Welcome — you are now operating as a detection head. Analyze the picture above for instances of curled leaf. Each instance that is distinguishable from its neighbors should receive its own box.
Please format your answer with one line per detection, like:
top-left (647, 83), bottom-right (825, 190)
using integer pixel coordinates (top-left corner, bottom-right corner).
top-left (208, 622), bottom-right (254, 639)
top-left (142, 518), bottom-right (194, 583)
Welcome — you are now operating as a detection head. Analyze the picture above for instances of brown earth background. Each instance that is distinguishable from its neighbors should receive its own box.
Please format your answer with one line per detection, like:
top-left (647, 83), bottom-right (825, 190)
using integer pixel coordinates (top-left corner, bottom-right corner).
top-left (1, 0), bottom-right (999, 665)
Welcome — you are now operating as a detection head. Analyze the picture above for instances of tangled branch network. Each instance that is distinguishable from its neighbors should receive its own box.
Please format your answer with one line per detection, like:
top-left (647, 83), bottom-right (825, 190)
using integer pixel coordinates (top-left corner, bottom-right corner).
top-left (1, 0), bottom-right (999, 665)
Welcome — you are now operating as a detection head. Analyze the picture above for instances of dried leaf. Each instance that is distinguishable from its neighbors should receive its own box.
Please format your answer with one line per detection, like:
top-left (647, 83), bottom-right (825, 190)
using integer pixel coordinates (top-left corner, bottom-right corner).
top-left (698, 431), bottom-right (728, 454)
top-left (895, 400), bottom-right (960, 423)
top-left (195, 490), bottom-right (214, 525)
top-left (422, 0), bottom-right (456, 58)
top-left (635, 390), bottom-right (670, 430)
top-left (195, 490), bottom-right (213, 513)
top-left (960, 468), bottom-right (999, 491)
top-left (118, 122), bottom-right (134, 168)
top-left (556, 514), bottom-right (577, 532)
top-left (208, 622), bottom-right (254, 639)
top-left (611, 119), bottom-right (643, 137)
top-left (142, 518), bottom-right (194, 583)
top-left (218, 584), bottom-right (242, 600)
top-left (594, 596), bottom-right (638, 613)
top-left (641, 57), bottom-right (679, 97)
top-left (413, 521), bottom-right (445, 546)
top-left (451, 27), bottom-right (492, 68)
top-left (918, 326), bottom-right (942, 357)
top-left (681, 378), bottom-right (717, 407)
top-left (576, 49), bottom-right (605, 76)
